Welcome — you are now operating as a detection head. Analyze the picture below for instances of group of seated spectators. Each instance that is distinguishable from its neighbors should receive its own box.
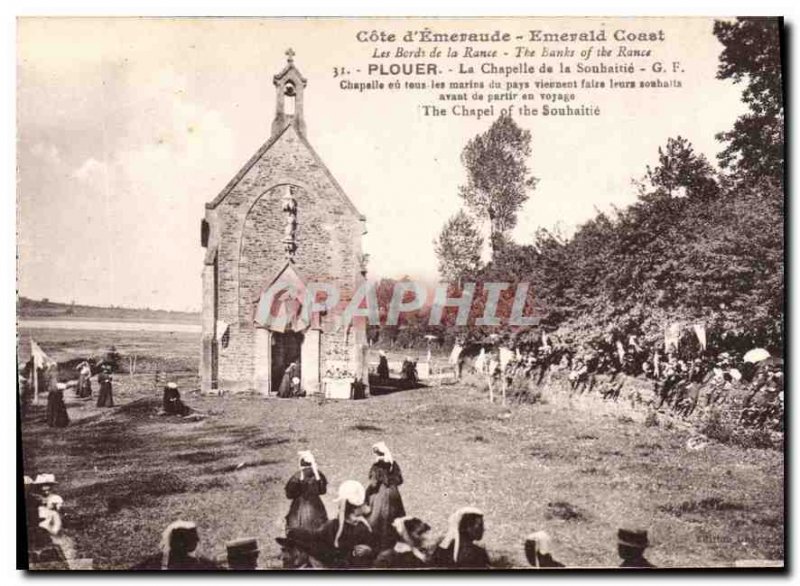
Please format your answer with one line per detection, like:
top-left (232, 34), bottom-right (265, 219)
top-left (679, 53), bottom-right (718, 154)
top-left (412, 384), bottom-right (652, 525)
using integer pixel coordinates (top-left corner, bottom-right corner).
top-left (126, 510), bottom-right (654, 570)
top-left (25, 444), bottom-right (658, 570)
top-left (473, 336), bottom-right (783, 431)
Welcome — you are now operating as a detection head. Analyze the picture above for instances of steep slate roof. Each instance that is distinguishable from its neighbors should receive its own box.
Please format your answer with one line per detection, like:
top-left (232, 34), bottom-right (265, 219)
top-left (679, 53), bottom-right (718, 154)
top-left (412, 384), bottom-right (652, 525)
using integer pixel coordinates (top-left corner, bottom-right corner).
top-left (205, 123), bottom-right (365, 221)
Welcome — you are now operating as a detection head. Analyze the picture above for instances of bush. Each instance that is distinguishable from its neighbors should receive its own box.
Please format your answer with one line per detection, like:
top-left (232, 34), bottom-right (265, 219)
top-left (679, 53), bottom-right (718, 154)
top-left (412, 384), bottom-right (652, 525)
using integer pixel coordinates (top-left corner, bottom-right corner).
top-left (509, 378), bottom-right (543, 404)
top-left (699, 408), bottom-right (780, 450)
top-left (700, 409), bottom-right (733, 444)
top-left (644, 410), bottom-right (659, 427)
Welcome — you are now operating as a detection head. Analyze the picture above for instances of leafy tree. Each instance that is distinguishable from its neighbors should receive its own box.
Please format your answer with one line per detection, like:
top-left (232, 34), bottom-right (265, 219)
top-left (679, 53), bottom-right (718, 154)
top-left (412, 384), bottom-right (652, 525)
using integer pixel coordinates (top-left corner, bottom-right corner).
top-left (443, 23), bottom-right (785, 352)
top-left (458, 112), bottom-right (538, 257)
top-left (433, 210), bottom-right (483, 285)
top-left (713, 17), bottom-right (784, 187)
top-left (642, 136), bottom-right (720, 200)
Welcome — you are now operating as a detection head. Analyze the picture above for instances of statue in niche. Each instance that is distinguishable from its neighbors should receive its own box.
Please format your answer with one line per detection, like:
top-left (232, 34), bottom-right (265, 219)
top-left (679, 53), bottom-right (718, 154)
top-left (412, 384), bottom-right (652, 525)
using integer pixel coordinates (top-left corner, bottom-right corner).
top-left (358, 253), bottom-right (370, 276)
top-left (282, 185), bottom-right (298, 259)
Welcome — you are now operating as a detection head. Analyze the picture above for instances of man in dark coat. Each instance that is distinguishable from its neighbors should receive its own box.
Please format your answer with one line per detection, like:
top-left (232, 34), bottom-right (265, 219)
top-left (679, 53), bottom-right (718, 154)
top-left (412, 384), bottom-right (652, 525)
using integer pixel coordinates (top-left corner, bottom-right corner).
top-left (617, 528), bottom-right (656, 568)
top-left (275, 530), bottom-right (327, 569)
top-left (225, 538), bottom-right (260, 570)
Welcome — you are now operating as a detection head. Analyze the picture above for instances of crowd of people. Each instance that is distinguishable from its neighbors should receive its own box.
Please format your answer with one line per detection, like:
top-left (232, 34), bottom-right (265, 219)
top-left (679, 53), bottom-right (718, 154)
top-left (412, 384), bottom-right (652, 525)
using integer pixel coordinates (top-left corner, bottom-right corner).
top-left (23, 354), bottom-right (205, 429)
top-left (21, 359), bottom-right (119, 427)
top-left (376, 351), bottom-right (419, 388)
top-left (463, 334), bottom-right (783, 431)
top-left (23, 337), bottom-right (779, 570)
top-left (23, 442), bottom-right (657, 570)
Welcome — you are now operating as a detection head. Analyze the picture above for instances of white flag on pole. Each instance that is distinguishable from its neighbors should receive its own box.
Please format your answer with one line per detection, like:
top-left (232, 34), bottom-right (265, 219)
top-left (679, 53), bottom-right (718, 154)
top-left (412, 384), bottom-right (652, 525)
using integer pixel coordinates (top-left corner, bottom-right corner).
top-left (30, 339), bottom-right (55, 369)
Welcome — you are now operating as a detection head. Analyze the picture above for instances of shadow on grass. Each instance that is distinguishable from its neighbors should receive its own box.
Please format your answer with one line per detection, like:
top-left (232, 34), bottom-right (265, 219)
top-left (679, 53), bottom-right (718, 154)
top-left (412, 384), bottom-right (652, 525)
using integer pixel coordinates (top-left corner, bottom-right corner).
top-left (246, 436), bottom-right (291, 449)
top-left (114, 397), bottom-right (160, 416)
top-left (658, 496), bottom-right (746, 518)
top-left (349, 424), bottom-right (384, 432)
top-left (175, 450), bottom-right (228, 464)
top-left (69, 472), bottom-right (190, 514)
top-left (368, 375), bottom-right (427, 396)
top-left (529, 446), bottom-right (555, 460)
top-left (546, 501), bottom-right (588, 522)
top-left (211, 458), bottom-right (284, 474)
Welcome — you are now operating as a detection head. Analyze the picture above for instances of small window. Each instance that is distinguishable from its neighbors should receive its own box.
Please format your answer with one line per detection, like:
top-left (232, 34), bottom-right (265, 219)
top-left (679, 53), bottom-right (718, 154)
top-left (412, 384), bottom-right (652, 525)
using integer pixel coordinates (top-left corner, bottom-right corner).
top-left (201, 219), bottom-right (209, 247)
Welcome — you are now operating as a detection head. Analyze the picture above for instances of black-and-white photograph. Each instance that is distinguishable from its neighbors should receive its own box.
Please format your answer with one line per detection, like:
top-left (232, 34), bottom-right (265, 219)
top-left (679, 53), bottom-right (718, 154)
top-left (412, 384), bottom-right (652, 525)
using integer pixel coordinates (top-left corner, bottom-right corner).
top-left (16, 15), bottom-right (784, 571)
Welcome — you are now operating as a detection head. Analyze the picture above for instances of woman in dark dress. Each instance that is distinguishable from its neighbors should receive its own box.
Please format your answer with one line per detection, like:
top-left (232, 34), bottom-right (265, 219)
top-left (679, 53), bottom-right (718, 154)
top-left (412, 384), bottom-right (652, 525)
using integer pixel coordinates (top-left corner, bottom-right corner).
top-left (432, 507), bottom-right (490, 569)
top-left (366, 442), bottom-right (406, 551)
top-left (374, 516), bottom-right (435, 569)
top-left (96, 365), bottom-right (114, 407)
top-left (277, 363), bottom-right (300, 398)
top-left (131, 520), bottom-right (220, 570)
top-left (303, 480), bottom-right (375, 568)
top-left (45, 383), bottom-right (69, 428)
top-left (377, 351), bottom-right (390, 382)
top-left (162, 382), bottom-right (191, 416)
top-left (76, 361), bottom-right (93, 399)
top-left (285, 450), bottom-right (328, 531)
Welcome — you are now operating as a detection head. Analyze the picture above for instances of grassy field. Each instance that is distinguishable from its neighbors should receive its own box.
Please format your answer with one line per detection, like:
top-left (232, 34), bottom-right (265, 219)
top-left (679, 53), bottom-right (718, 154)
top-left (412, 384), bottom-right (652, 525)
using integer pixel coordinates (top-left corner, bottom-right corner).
top-left (19, 329), bottom-right (784, 569)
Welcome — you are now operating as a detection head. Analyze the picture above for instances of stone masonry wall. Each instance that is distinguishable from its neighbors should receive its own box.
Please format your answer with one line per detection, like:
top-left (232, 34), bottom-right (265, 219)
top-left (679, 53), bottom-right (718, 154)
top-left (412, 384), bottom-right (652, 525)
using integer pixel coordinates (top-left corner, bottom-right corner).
top-left (211, 125), bottom-right (363, 390)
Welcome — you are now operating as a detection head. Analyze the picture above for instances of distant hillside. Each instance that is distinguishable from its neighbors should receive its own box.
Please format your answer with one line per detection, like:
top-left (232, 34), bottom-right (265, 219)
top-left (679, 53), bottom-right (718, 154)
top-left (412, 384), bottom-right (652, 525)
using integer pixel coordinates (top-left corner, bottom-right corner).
top-left (17, 297), bottom-right (200, 324)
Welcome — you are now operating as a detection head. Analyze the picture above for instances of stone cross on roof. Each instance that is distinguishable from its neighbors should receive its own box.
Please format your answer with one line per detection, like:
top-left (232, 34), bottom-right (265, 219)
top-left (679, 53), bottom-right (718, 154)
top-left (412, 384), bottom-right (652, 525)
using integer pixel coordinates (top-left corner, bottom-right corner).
top-left (285, 48), bottom-right (295, 64)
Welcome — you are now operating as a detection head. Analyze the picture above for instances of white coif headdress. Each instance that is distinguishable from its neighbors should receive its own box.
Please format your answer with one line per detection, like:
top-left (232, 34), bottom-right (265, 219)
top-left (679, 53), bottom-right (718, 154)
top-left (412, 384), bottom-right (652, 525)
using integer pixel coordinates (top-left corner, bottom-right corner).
top-left (372, 441), bottom-right (394, 465)
top-left (333, 480), bottom-right (369, 548)
top-left (392, 516), bottom-right (429, 562)
top-left (526, 530), bottom-right (553, 567)
top-left (298, 450), bottom-right (320, 480)
top-left (439, 506), bottom-right (484, 563)
top-left (160, 520), bottom-right (197, 570)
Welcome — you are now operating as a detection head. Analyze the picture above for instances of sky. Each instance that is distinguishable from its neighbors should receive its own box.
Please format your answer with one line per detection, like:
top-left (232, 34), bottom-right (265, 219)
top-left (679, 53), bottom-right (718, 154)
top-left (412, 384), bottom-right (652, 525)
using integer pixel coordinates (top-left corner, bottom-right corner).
top-left (16, 17), bottom-right (747, 312)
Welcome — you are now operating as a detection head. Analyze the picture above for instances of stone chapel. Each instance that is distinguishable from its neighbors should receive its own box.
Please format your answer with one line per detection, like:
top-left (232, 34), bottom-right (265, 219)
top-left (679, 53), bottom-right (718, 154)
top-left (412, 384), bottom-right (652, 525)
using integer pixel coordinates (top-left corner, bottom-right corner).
top-left (200, 50), bottom-right (369, 396)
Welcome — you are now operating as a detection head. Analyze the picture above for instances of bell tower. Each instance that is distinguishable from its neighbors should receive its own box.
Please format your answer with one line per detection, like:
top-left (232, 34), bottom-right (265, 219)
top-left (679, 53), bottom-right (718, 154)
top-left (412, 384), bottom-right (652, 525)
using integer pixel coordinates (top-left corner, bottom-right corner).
top-left (271, 48), bottom-right (307, 138)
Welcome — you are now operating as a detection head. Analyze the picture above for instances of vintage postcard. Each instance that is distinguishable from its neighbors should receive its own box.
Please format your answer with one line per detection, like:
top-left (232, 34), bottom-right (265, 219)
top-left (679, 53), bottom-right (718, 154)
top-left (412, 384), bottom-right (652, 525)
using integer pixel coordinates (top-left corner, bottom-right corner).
top-left (17, 16), bottom-right (784, 570)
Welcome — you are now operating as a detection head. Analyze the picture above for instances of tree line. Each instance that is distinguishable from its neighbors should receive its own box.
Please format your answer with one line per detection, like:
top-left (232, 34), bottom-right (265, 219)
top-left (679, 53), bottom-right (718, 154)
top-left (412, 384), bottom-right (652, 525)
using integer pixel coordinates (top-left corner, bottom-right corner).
top-left (429, 17), bottom-right (783, 353)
